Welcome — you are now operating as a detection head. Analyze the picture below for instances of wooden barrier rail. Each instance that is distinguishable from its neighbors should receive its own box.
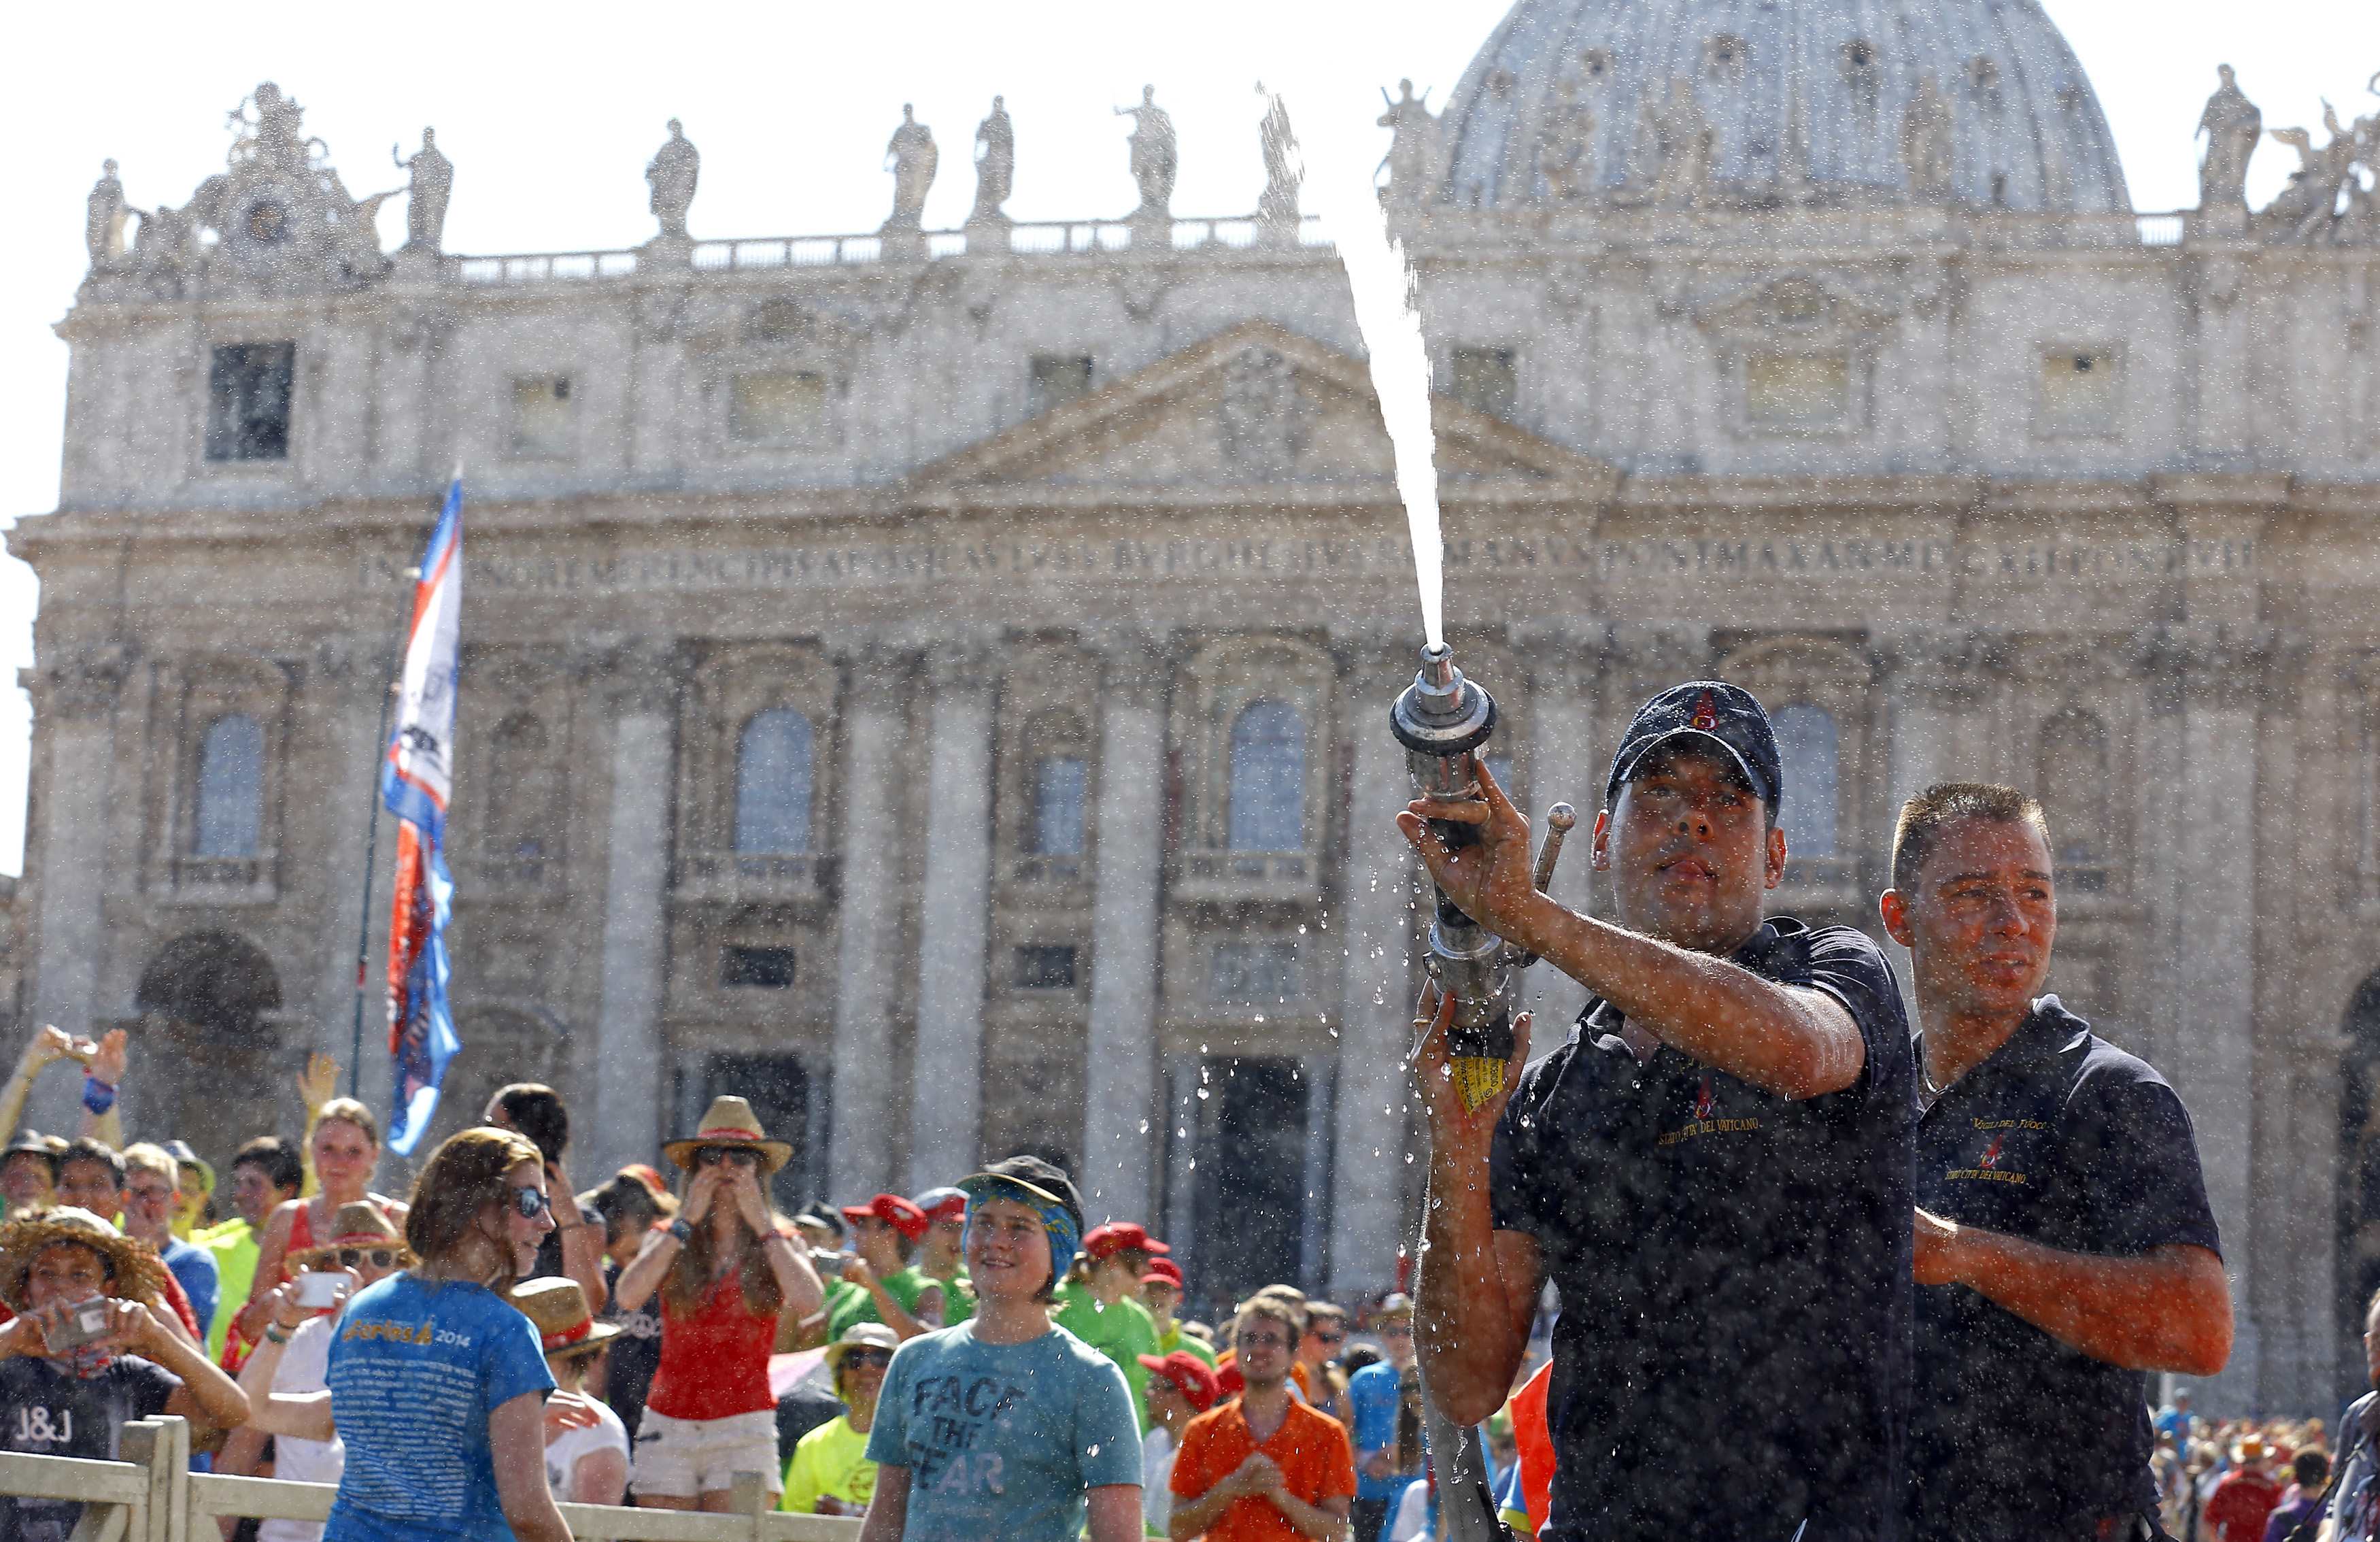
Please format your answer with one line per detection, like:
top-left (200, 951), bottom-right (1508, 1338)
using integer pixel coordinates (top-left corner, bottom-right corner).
top-left (0, 1420), bottom-right (862, 1542)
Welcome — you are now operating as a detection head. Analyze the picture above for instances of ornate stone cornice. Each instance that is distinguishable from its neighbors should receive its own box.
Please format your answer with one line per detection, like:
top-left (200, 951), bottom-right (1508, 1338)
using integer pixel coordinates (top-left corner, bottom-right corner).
top-left (39, 642), bottom-right (137, 722)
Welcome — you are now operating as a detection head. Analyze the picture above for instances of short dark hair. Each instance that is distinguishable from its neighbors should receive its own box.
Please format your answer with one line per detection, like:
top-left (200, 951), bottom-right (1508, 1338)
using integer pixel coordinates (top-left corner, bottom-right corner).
top-left (2296, 1449), bottom-right (2331, 1489)
top-left (1890, 782), bottom-right (2052, 892)
top-left (59, 1138), bottom-right (124, 1188)
top-left (587, 1173), bottom-right (675, 1239)
top-left (232, 1136), bottom-right (303, 1195)
top-left (488, 1085), bottom-right (569, 1165)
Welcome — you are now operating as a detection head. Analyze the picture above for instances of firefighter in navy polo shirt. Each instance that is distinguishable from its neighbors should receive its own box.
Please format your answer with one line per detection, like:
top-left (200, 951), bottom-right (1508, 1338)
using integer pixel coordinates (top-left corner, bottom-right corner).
top-left (1402, 682), bottom-right (1916, 1542)
top-left (1882, 782), bottom-right (2230, 1541)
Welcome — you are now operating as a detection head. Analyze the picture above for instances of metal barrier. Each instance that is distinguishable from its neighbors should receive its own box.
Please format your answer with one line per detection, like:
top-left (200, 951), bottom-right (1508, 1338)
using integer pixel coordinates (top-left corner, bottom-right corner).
top-left (0, 1420), bottom-right (861, 1542)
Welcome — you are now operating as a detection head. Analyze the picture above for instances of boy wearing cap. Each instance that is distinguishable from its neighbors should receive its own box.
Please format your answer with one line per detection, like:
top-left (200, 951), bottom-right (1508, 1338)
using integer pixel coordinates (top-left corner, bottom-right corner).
top-left (913, 1188), bottom-right (975, 1327)
top-left (1140, 1260), bottom-right (1214, 1368)
top-left (1055, 1223), bottom-right (1167, 1429)
top-left (859, 1156), bottom-right (1142, 1542)
top-left (1404, 681), bottom-right (1915, 1540)
top-left (1884, 784), bottom-right (2229, 1540)
top-left (781, 1322), bottom-right (898, 1517)
top-left (1138, 1350), bottom-right (1219, 1537)
top-left (828, 1194), bottom-right (944, 1341)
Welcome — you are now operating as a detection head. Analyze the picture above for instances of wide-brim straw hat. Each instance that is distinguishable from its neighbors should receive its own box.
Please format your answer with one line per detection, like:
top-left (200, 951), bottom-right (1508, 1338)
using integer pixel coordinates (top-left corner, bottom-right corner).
top-left (662, 1096), bottom-right (792, 1175)
top-left (290, 1201), bottom-right (413, 1272)
top-left (510, 1275), bottom-right (622, 1360)
top-left (0, 1207), bottom-right (171, 1311)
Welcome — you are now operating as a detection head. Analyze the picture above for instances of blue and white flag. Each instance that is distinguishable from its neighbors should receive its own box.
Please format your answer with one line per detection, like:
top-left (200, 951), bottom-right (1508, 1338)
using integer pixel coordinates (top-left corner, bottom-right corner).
top-left (381, 475), bottom-right (462, 1156)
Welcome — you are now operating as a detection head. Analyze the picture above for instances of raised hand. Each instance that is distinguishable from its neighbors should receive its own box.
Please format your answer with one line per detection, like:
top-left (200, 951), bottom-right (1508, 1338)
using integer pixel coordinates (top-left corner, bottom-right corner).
top-left (296, 1053), bottom-right (340, 1117)
top-left (1395, 755), bottom-right (1542, 946)
top-left (681, 1168), bottom-right (719, 1225)
top-left (90, 1029), bottom-right (128, 1089)
top-left (1407, 982), bottom-right (1532, 1147)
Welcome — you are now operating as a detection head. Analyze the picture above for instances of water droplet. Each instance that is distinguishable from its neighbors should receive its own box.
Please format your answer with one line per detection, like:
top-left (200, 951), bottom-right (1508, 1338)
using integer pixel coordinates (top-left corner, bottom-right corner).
top-left (1407, 1152), bottom-right (1417, 1164)
top-left (1138, 1120), bottom-right (1150, 1135)
top-left (1176, 1126), bottom-right (1188, 1139)
top-left (1196, 1087), bottom-right (1210, 1100)
top-left (1254, 1014), bottom-right (1266, 1024)
top-left (1087, 1443), bottom-right (1100, 1456)
top-left (1298, 924), bottom-right (1308, 935)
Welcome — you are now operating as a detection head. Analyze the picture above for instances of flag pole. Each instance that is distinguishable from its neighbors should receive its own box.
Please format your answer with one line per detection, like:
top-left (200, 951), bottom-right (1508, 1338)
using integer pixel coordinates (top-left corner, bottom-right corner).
top-left (348, 468), bottom-right (460, 1099)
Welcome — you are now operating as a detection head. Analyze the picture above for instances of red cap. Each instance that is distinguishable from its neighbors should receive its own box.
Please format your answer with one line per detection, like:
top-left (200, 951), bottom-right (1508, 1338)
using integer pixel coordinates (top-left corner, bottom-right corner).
top-left (1140, 1258), bottom-right (1184, 1288)
top-left (1083, 1222), bottom-right (1170, 1262)
top-left (841, 1193), bottom-right (929, 1241)
top-left (1215, 1358), bottom-right (1245, 1400)
top-left (1136, 1351), bottom-right (1220, 1412)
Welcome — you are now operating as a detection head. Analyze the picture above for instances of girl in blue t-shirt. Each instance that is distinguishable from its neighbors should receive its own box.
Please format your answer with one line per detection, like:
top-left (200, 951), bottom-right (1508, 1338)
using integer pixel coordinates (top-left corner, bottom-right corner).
top-left (247, 1127), bottom-right (585, 1542)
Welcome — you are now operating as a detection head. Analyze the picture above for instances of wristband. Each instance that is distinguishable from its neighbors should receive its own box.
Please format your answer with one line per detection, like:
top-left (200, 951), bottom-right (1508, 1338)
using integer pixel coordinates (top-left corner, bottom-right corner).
top-left (264, 1323), bottom-right (292, 1345)
top-left (82, 1075), bottom-right (116, 1116)
top-left (666, 1218), bottom-right (693, 1243)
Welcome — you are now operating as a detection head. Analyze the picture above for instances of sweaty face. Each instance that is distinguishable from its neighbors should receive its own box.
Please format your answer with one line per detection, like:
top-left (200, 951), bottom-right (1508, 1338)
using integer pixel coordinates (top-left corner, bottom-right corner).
top-left (311, 1120), bottom-right (376, 1194)
top-left (1894, 816), bottom-right (2056, 1020)
top-left (1599, 744), bottom-right (1780, 954)
top-left (22, 1242), bottom-right (109, 1311)
top-left (964, 1196), bottom-right (1053, 1300)
top-left (56, 1160), bottom-right (122, 1218)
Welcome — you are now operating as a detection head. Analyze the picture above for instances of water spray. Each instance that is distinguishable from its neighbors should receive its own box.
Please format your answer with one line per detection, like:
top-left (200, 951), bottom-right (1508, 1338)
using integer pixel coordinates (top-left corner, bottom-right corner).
top-left (1389, 643), bottom-right (1576, 1111)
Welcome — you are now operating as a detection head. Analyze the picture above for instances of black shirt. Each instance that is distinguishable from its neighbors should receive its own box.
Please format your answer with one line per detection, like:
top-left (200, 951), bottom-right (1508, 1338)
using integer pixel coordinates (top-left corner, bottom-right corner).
top-left (600, 1257), bottom-right (662, 1439)
top-left (1491, 917), bottom-right (1915, 1541)
top-left (0, 1355), bottom-right (180, 1542)
top-left (1910, 996), bottom-right (2221, 1540)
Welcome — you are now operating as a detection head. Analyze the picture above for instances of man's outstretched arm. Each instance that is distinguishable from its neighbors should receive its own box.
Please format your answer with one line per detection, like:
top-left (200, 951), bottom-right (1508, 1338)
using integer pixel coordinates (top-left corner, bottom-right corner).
top-left (1918, 1214), bottom-right (2231, 1376)
top-left (1410, 987), bottom-right (1542, 1428)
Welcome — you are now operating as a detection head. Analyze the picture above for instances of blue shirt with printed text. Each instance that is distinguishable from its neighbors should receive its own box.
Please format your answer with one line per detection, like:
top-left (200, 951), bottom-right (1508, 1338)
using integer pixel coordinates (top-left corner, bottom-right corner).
top-left (1346, 1360), bottom-right (1416, 1502)
top-left (322, 1273), bottom-right (556, 1542)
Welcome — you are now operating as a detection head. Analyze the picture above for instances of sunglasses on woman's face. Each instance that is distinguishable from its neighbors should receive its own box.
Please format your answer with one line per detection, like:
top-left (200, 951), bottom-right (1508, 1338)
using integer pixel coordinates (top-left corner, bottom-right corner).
top-left (311, 1248), bottom-right (401, 1271)
top-left (696, 1147), bottom-right (760, 1169)
top-left (509, 1185), bottom-right (552, 1219)
top-left (847, 1348), bottom-right (893, 1369)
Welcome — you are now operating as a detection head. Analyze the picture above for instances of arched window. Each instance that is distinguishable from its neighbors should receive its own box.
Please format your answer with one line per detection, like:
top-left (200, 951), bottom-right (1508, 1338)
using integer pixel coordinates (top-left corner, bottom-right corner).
top-left (1771, 703), bottom-right (1839, 859)
top-left (2036, 709), bottom-right (2110, 863)
top-left (194, 714), bottom-right (263, 858)
top-left (1227, 699), bottom-right (1306, 852)
top-left (734, 708), bottom-right (813, 855)
top-left (1032, 756), bottom-right (1087, 856)
top-left (486, 715), bottom-right (554, 861)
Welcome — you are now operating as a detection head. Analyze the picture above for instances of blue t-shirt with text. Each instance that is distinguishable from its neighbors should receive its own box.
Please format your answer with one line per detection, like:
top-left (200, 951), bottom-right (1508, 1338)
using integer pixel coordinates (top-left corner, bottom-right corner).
top-left (322, 1273), bottom-right (556, 1542)
top-left (865, 1320), bottom-right (1140, 1542)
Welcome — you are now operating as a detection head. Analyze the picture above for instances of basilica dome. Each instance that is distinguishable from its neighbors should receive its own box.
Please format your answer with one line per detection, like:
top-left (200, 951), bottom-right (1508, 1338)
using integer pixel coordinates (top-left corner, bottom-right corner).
top-left (1435, 0), bottom-right (2131, 214)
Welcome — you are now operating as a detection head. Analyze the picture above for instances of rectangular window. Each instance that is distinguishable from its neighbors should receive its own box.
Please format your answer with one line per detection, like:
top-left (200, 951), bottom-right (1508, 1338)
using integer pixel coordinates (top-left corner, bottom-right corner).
top-left (719, 945), bottom-right (798, 989)
top-left (1450, 346), bottom-right (1518, 420)
top-left (1032, 756), bottom-right (1087, 856)
top-left (1743, 353), bottom-right (1850, 431)
top-left (1210, 941), bottom-right (1301, 1005)
top-left (2035, 346), bottom-right (2122, 437)
top-left (1029, 355), bottom-right (1095, 416)
top-left (1013, 945), bottom-right (1078, 990)
top-left (205, 343), bottom-right (295, 462)
top-left (731, 371), bottom-right (830, 445)
top-left (510, 375), bottom-right (574, 459)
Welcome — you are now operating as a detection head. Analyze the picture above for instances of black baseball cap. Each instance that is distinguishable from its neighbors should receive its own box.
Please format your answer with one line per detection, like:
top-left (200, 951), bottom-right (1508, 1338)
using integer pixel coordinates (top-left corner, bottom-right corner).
top-left (1605, 681), bottom-right (1782, 810)
top-left (957, 1154), bottom-right (1085, 1237)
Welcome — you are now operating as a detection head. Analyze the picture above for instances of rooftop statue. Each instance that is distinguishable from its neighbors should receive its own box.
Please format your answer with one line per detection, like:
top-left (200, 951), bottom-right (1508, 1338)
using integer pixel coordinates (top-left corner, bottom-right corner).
top-left (229, 82), bottom-right (318, 173)
top-left (1376, 79), bottom-right (1438, 205)
top-left (1899, 78), bottom-right (1956, 203)
top-left (1633, 78), bottom-right (1712, 207)
top-left (1117, 85), bottom-right (1177, 221)
top-left (2196, 65), bottom-right (2262, 212)
top-left (970, 96), bottom-right (1014, 226)
top-left (883, 104), bottom-right (938, 233)
top-left (1536, 77), bottom-right (1595, 200)
top-left (394, 129), bottom-right (453, 253)
top-left (647, 118), bottom-right (699, 240)
top-left (85, 161), bottom-right (128, 269)
top-left (1255, 84), bottom-right (1302, 238)
top-left (2262, 78), bottom-right (2377, 244)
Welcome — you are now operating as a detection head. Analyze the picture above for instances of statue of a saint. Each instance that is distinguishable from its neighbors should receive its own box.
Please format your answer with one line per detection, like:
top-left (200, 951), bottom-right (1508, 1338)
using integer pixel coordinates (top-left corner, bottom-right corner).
top-left (2196, 65), bottom-right (2262, 212)
top-left (646, 119), bottom-right (700, 239)
top-left (1642, 78), bottom-right (1712, 207)
top-left (1899, 78), bottom-right (1956, 202)
top-left (235, 82), bottom-right (310, 172)
top-left (86, 160), bottom-right (128, 267)
top-left (883, 104), bottom-right (938, 233)
top-left (1255, 84), bottom-right (1302, 233)
top-left (393, 129), bottom-right (454, 252)
top-left (1116, 86), bottom-right (1177, 220)
top-left (1537, 78), bottom-right (1596, 199)
top-left (1377, 80), bottom-right (1439, 204)
top-left (970, 96), bottom-right (1014, 224)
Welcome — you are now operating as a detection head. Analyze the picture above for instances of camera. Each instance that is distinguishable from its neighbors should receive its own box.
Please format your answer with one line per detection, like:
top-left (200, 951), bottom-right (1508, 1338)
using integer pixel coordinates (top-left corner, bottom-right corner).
top-left (294, 1271), bottom-right (347, 1310)
top-left (41, 1298), bottom-right (114, 1354)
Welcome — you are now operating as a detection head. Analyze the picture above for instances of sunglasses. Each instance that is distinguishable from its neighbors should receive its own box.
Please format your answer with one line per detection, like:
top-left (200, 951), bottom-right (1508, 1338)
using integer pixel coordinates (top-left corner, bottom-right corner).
top-left (1239, 1330), bottom-right (1293, 1350)
top-left (846, 1348), bottom-right (893, 1369)
top-left (510, 1185), bottom-right (551, 1219)
top-left (1314, 1330), bottom-right (1346, 1345)
top-left (695, 1147), bottom-right (761, 1169)
top-left (309, 1248), bottom-right (401, 1271)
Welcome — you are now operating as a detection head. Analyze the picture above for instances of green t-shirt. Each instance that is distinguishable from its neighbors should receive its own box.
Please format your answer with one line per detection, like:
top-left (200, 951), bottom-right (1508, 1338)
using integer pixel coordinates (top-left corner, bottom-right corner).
top-left (778, 1414), bottom-right (877, 1515)
top-left (927, 1267), bottom-right (976, 1326)
top-left (827, 1266), bottom-right (938, 1339)
top-left (195, 1217), bottom-right (260, 1362)
top-left (1154, 1323), bottom-right (1217, 1367)
top-left (1052, 1280), bottom-right (1162, 1431)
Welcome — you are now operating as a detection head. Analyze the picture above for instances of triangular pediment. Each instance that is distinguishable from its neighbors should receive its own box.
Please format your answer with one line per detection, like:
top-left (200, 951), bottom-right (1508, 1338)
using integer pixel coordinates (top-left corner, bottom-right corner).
top-left (906, 319), bottom-right (1616, 506)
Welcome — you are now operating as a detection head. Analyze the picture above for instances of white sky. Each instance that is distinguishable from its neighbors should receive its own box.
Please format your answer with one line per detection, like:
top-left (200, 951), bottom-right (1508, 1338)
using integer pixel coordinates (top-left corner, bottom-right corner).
top-left (0, 0), bottom-right (2373, 875)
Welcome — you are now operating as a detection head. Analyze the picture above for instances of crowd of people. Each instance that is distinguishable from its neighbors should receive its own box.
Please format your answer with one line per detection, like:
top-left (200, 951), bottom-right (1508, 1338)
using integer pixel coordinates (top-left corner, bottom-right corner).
top-left (2, 675), bottom-right (2379, 1542)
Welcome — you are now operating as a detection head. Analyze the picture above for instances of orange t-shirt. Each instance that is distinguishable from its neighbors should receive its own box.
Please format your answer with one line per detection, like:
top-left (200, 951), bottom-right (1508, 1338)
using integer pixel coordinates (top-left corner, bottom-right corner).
top-left (1508, 1360), bottom-right (1553, 1535)
top-left (1170, 1395), bottom-right (1357, 1542)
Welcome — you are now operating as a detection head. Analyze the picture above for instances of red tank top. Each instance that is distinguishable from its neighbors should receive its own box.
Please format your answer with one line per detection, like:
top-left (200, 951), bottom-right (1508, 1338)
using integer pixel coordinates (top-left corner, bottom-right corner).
top-left (644, 1273), bottom-right (778, 1421)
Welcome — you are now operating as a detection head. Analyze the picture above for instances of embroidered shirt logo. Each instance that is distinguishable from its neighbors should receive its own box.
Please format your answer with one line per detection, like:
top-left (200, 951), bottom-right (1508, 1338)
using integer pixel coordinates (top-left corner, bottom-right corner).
top-left (1979, 1133), bottom-right (2005, 1169)
top-left (1659, 1072), bottom-right (1761, 1147)
top-left (1694, 1075), bottom-right (1716, 1121)
top-left (1945, 1118), bottom-right (2042, 1185)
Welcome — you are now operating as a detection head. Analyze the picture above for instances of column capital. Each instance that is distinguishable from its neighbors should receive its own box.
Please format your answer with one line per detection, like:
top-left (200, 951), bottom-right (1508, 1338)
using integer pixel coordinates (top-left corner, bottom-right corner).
top-left (2131, 623), bottom-right (2285, 711)
top-left (1085, 629), bottom-right (1173, 711)
top-left (575, 637), bottom-right (692, 716)
top-left (1327, 624), bottom-right (1423, 697)
top-left (1875, 628), bottom-right (2008, 705)
top-left (925, 635), bottom-right (1002, 694)
top-left (38, 641), bottom-right (137, 723)
top-left (834, 633), bottom-right (918, 694)
top-left (1511, 620), bottom-right (1599, 701)
top-left (1602, 622), bottom-right (1709, 684)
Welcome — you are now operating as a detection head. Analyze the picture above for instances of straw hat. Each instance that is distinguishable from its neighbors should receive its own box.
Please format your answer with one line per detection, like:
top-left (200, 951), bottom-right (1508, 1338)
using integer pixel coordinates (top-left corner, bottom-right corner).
top-left (509, 1276), bottom-right (621, 1360)
top-left (290, 1202), bottom-right (412, 1272)
top-left (661, 1096), bottom-right (792, 1175)
top-left (0, 1207), bottom-right (171, 1311)
top-left (824, 1321), bottom-right (900, 1385)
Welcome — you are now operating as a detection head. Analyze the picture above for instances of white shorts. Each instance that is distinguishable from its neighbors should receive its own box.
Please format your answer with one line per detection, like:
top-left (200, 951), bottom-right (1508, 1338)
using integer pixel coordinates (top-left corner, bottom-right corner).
top-left (630, 1408), bottom-right (783, 1499)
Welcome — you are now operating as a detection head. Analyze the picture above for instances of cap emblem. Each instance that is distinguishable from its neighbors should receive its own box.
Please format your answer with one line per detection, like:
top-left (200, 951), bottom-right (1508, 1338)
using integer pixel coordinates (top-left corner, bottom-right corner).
top-left (1690, 689), bottom-right (1719, 733)
top-left (1979, 1133), bottom-right (2005, 1170)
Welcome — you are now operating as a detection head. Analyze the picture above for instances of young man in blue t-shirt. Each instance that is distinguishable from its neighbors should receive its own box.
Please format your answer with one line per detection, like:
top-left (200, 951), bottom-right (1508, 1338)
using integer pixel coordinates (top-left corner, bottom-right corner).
top-left (860, 1155), bottom-right (1142, 1542)
top-left (1344, 1293), bottom-right (1419, 1542)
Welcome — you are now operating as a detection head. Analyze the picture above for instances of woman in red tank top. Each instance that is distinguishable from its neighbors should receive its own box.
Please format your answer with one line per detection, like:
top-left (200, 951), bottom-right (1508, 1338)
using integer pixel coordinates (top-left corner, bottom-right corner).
top-left (611, 1096), bottom-right (823, 1512)
top-left (235, 1099), bottom-right (407, 1347)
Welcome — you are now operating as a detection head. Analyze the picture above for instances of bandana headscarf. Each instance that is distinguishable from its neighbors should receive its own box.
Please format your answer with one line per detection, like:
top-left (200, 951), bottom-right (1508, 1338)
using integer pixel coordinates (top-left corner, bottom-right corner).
top-left (964, 1181), bottom-right (1079, 1292)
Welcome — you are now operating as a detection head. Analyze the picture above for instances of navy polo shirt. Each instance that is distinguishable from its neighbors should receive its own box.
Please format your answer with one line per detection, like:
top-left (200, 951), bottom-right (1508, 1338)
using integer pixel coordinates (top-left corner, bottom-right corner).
top-left (1490, 917), bottom-right (1914, 1542)
top-left (1910, 996), bottom-right (2221, 1539)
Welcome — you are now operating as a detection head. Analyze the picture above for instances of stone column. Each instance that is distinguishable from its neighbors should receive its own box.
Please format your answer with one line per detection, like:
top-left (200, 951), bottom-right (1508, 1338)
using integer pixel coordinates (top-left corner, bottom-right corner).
top-left (1080, 634), bottom-right (1170, 1222)
top-left (1329, 643), bottom-right (1421, 1299)
top-left (908, 643), bottom-right (997, 1193)
top-left (1514, 632), bottom-right (1596, 1032)
top-left (25, 647), bottom-right (133, 1133)
top-left (1162, 1056), bottom-right (1201, 1279)
top-left (828, 646), bottom-right (911, 1201)
top-left (588, 643), bottom-right (683, 1181)
top-left (2188, 254), bottom-right (2251, 468)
